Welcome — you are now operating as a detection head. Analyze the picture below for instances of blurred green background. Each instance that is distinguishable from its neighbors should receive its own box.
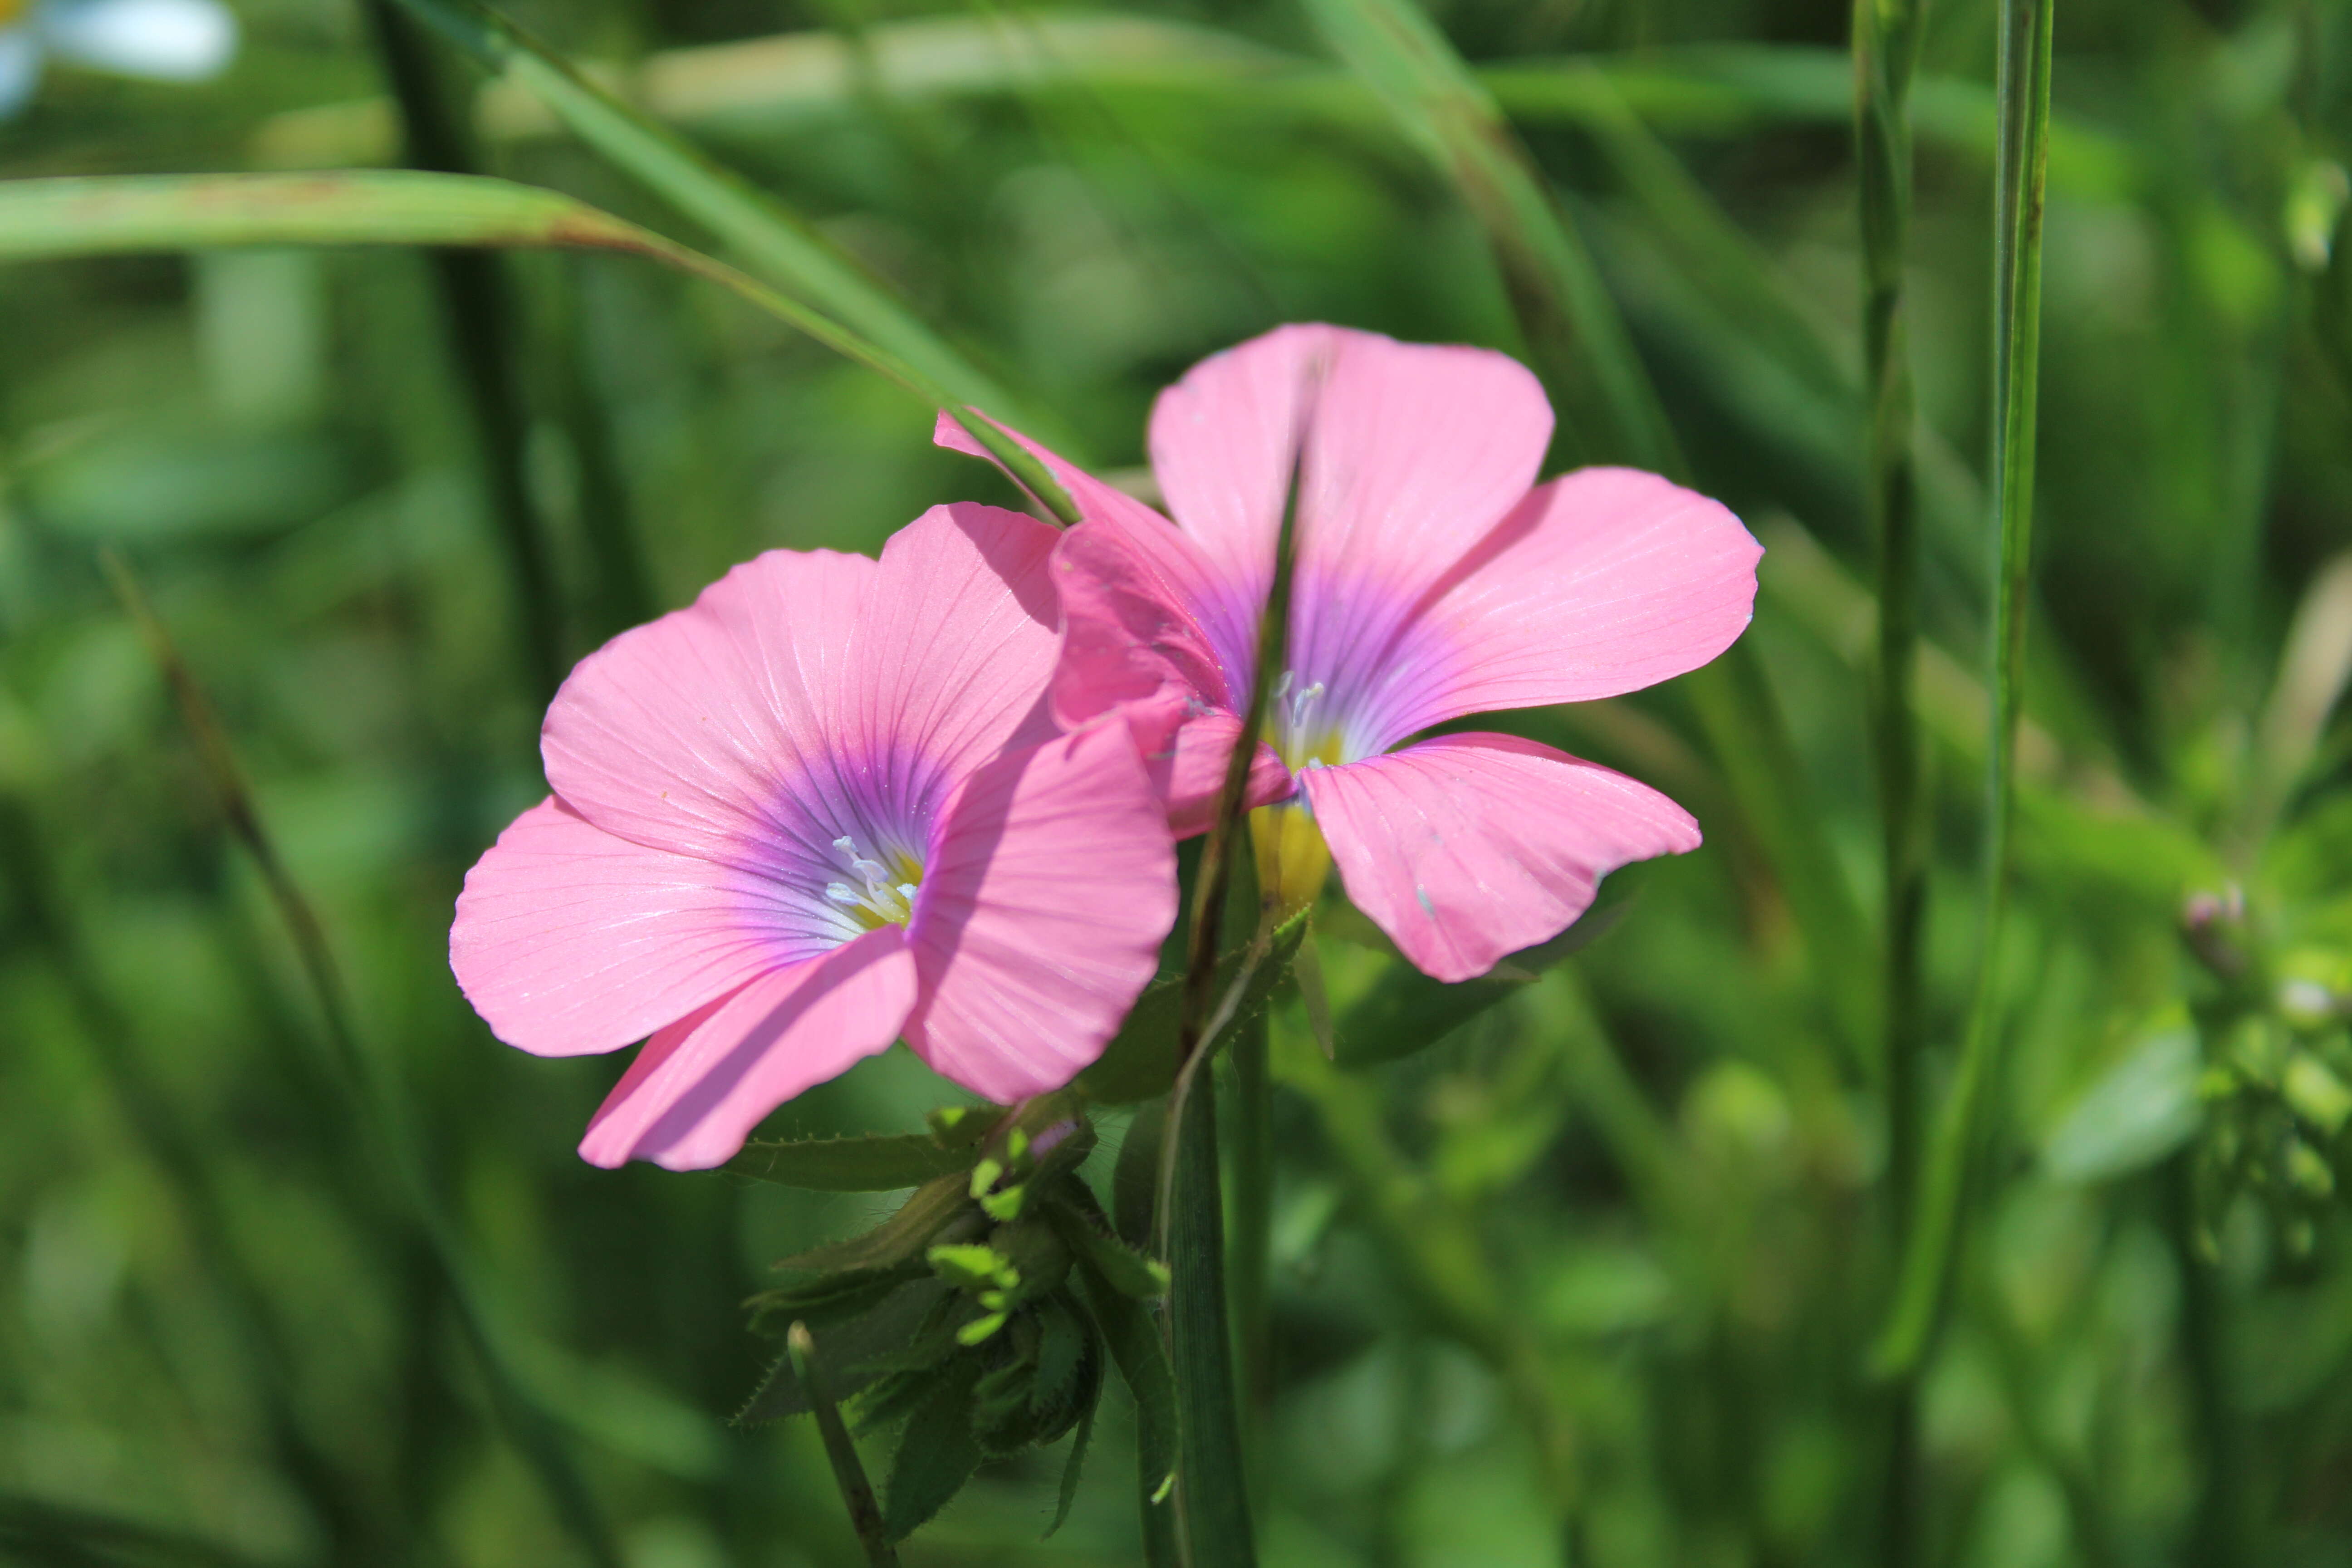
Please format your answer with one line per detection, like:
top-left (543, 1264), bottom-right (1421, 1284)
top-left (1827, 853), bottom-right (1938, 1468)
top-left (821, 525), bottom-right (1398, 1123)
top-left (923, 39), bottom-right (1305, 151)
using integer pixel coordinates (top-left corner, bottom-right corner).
top-left (5, 0), bottom-right (2352, 1563)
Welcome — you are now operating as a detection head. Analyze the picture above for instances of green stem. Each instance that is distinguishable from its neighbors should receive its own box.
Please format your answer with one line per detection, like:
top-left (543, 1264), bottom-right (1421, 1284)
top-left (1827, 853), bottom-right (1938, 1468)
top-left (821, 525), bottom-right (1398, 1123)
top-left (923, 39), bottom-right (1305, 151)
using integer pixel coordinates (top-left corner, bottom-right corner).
top-left (360, 0), bottom-right (567, 706)
top-left (1856, 0), bottom-right (1927, 1559)
top-left (1229, 1011), bottom-right (1274, 1429)
top-left (1870, 0), bottom-right (2054, 1384)
top-left (2168, 1156), bottom-right (2245, 1567)
top-left (1165, 1085), bottom-right (1256, 1564)
top-left (789, 1323), bottom-right (902, 1568)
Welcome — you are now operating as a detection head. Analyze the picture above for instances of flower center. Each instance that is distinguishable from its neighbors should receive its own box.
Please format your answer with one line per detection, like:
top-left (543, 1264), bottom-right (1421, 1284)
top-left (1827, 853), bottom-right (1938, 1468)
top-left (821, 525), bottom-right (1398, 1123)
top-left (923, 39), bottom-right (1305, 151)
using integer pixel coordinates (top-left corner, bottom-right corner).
top-left (823, 835), bottom-right (923, 930)
top-left (1267, 670), bottom-right (1348, 772)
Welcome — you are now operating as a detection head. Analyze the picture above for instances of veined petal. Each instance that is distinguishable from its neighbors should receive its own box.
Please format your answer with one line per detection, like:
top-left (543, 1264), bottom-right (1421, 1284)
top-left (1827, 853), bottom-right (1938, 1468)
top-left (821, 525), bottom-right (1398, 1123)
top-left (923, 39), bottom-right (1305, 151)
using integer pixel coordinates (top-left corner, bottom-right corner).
top-left (1302, 733), bottom-right (1699, 983)
top-left (578, 928), bottom-right (916, 1171)
top-left (904, 721), bottom-right (1178, 1102)
top-left (850, 501), bottom-right (1063, 805)
top-left (451, 797), bottom-right (838, 1059)
top-left (1121, 698), bottom-right (1294, 838)
top-left (1148, 325), bottom-right (1553, 722)
top-left (540, 547), bottom-right (873, 885)
top-left (1376, 468), bottom-right (1762, 737)
top-left (1051, 515), bottom-right (1235, 723)
top-left (934, 410), bottom-right (1259, 698)
top-left (42, 0), bottom-right (235, 80)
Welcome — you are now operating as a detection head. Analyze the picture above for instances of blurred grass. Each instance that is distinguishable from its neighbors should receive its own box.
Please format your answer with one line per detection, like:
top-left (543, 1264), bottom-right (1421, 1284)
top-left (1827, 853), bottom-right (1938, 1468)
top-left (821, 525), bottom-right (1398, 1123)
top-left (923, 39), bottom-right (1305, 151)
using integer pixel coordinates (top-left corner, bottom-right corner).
top-left (3, 0), bottom-right (2352, 1565)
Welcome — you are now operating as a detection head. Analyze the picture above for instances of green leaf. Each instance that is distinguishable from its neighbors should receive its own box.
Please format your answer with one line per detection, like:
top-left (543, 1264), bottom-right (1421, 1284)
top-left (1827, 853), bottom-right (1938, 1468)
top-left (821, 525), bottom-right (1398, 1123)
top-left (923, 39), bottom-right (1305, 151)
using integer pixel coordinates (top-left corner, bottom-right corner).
top-left (1112, 1101), bottom-right (1166, 1250)
top-left (1046, 1365), bottom-right (1102, 1539)
top-left (2042, 1018), bottom-right (2203, 1184)
top-left (1303, 0), bottom-right (1676, 471)
top-left (0, 171), bottom-right (670, 264)
top-left (882, 1363), bottom-right (985, 1542)
top-left (728, 1132), bottom-right (980, 1191)
top-left (0, 172), bottom-right (1078, 527)
top-left (1334, 899), bottom-right (1626, 1069)
top-left (736, 1277), bottom-right (952, 1423)
top-left (1073, 1263), bottom-right (1179, 1568)
top-left (773, 1173), bottom-right (979, 1274)
top-left (1044, 1193), bottom-right (1170, 1301)
top-left (383, 0), bottom-right (1068, 441)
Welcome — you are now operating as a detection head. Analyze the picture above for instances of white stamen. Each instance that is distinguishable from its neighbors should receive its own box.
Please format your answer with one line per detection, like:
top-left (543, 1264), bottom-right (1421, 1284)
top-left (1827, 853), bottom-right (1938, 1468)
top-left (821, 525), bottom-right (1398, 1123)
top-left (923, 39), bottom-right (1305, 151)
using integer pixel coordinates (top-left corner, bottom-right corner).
top-left (825, 882), bottom-right (862, 907)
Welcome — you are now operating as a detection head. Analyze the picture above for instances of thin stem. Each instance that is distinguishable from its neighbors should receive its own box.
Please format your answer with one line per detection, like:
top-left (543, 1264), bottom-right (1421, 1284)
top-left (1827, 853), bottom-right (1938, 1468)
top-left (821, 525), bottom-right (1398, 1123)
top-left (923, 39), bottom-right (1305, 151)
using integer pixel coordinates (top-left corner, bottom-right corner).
top-left (2167, 1156), bottom-right (2244, 1567)
top-left (1856, 0), bottom-right (1928, 1559)
top-left (360, 0), bottom-right (566, 706)
top-left (789, 1323), bottom-right (902, 1568)
top-left (1229, 1011), bottom-right (1274, 1427)
top-left (1871, 0), bottom-right (2054, 1383)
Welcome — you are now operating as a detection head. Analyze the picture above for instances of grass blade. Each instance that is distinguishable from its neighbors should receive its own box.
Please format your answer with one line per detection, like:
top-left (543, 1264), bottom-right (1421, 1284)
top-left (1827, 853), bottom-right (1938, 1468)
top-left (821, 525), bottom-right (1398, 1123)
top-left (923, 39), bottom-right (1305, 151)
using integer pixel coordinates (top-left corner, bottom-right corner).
top-left (383, 0), bottom-right (1073, 450)
top-left (1854, 0), bottom-right (1929, 1555)
top-left (361, 0), bottom-right (566, 704)
top-left (1302, 0), bottom-right (1676, 472)
top-left (103, 556), bottom-right (626, 1568)
top-left (0, 172), bottom-right (1080, 526)
top-left (1872, 0), bottom-right (2056, 1383)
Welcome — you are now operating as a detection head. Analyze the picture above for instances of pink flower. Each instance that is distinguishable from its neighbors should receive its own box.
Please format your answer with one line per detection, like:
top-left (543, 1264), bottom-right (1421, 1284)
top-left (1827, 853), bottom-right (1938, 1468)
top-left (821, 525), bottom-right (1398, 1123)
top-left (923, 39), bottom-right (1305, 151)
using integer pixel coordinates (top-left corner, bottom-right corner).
top-left (939, 324), bottom-right (1761, 984)
top-left (449, 504), bottom-right (1178, 1170)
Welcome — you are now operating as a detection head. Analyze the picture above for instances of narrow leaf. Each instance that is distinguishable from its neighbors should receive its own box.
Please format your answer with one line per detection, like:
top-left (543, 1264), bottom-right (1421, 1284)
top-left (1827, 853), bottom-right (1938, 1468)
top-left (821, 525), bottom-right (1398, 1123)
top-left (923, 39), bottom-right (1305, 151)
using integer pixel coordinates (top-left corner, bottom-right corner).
top-left (1044, 1195), bottom-right (1171, 1301)
top-left (729, 1132), bottom-right (980, 1191)
top-left (882, 1364), bottom-right (985, 1542)
top-left (773, 1173), bottom-right (977, 1274)
top-left (1074, 1262), bottom-right (1180, 1568)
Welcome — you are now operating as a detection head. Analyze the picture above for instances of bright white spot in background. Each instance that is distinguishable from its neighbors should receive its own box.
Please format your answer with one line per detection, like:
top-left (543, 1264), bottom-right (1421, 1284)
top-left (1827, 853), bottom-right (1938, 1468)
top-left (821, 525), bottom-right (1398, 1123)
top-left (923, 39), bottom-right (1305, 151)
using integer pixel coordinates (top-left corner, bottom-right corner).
top-left (0, 28), bottom-right (42, 117)
top-left (42, 0), bottom-right (237, 81)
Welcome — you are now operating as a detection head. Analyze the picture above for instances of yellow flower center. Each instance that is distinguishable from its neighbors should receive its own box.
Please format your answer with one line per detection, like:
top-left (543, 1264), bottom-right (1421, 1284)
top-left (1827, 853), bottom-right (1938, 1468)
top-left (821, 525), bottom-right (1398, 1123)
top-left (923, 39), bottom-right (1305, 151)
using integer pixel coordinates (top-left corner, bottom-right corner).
top-left (1250, 800), bottom-right (1333, 921)
top-left (824, 836), bottom-right (924, 930)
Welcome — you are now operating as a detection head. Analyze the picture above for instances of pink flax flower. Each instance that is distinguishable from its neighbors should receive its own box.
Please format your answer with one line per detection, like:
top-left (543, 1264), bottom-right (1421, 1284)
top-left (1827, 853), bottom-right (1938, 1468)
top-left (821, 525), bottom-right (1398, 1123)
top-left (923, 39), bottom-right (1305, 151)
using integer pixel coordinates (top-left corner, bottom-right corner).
top-left (450, 504), bottom-right (1177, 1170)
top-left (939, 324), bottom-right (1762, 983)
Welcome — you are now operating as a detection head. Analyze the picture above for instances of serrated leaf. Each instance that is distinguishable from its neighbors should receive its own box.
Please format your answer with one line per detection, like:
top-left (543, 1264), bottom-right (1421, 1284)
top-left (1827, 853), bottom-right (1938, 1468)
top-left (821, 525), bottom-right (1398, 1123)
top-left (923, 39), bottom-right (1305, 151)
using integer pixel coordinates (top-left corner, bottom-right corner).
top-left (729, 1132), bottom-right (980, 1191)
top-left (1073, 1261), bottom-right (1179, 1567)
top-left (1046, 1361), bottom-right (1103, 1539)
top-left (882, 1363), bottom-right (984, 1542)
top-left (1044, 1193), bottom-right (1169, 1300)
top-left (2043, 1016), bottom-right (2201, 1183)
top-left (746, 1261), bottom-right (928, 1338)
top-left (735, 1277), bottom-right (952, 1423)
top-left (1334, 906), bottom-right (1624, 1069)
top-left (927, 1104), bottom-right (1002, 1149)
top-left (773, 1172), bottom-right (977, 1274)
top-left (1078, 913), bottom-right (1309, 1105)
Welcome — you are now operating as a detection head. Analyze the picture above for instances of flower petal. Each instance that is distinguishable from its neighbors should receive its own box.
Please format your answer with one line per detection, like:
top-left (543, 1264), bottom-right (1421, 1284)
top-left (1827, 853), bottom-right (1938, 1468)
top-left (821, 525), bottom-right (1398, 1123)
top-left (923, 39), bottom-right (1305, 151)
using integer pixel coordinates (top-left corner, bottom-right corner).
top-left (851, 501), bottom-right (1066, 796)
top-left (541, 545), bottom-right (873, 882)
top-left (1148, 326), bottom-right (1554, 716)
top-left (1374, 468), bottom-right (1762, 738)
top-left (1119, 697), bottom-right (1295, 838)
top-left (934, 410), bottom-right (1259, 698)
top-left (578, 928), bottom-right (916, 1171)
top-left (1302, 733), bottom-right (1700, 983)
top-left (904, 721), bottom-right (1178, 1102)
top-left (451, 797), bottom-right (838, 1059)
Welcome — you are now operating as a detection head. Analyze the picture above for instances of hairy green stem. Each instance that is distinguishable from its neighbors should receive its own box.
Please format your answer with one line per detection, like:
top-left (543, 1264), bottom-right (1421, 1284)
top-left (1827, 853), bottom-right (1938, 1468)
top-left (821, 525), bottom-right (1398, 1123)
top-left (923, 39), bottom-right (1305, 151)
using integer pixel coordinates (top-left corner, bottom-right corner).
top-left (789, 1323), bottom-right (902, 1568)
